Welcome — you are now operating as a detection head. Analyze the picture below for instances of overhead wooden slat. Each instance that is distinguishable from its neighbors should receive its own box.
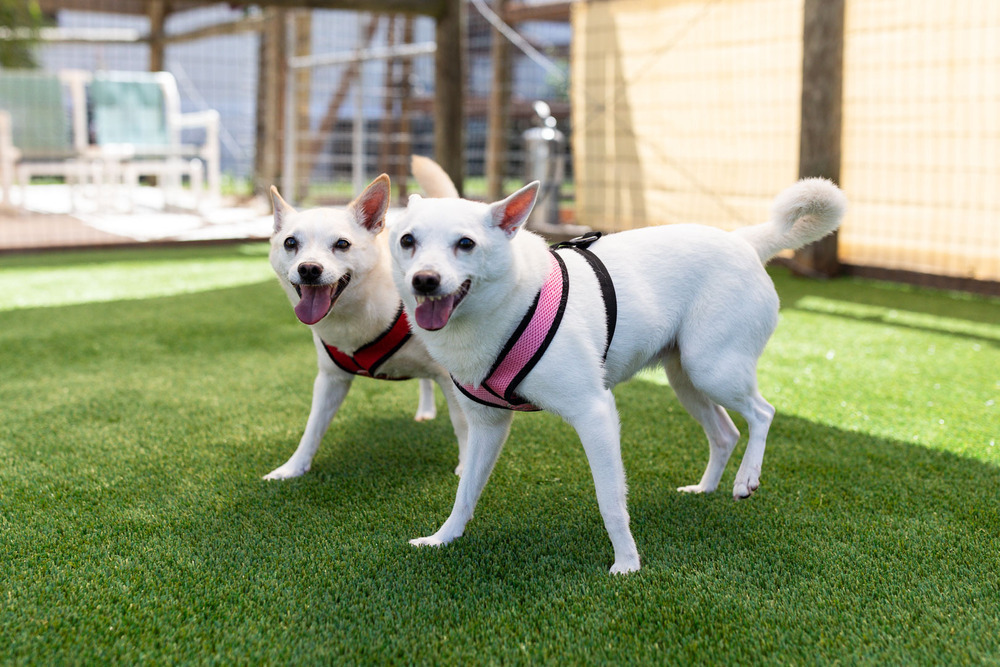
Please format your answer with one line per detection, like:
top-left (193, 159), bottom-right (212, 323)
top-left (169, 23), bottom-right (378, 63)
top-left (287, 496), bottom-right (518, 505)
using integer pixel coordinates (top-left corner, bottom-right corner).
top-left (504, 1), bottom-right (572, 23)
top-left (39, 0), bottom-right (447, 18)
top-left (36, 0), bottom-right (202, 16)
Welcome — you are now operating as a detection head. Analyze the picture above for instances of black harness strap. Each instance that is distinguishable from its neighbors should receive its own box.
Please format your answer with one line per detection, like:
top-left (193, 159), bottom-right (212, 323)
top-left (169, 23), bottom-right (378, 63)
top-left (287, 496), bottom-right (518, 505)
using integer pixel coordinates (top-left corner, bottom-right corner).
top-left (551, 231), bottom-right (617, 361)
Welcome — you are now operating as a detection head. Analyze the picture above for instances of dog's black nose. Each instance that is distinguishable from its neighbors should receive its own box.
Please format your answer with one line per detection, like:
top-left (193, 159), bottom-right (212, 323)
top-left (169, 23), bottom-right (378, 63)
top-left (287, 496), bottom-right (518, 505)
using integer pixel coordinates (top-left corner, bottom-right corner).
top-left (298, 262), bottom-right (323, 283)
top-left (412, 271), bottom-right (441, 294)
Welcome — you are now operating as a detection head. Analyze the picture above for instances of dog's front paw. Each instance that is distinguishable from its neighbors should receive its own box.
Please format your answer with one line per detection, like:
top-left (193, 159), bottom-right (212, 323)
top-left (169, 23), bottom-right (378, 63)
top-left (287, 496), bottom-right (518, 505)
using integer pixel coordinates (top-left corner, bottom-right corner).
top-left (732, 477), bottom-right (760, 499)
top-left (677, 483), bottom-right (714, 494)
top-left (413, 408), bottom-right (437, 422)
top-left (409, 535), bottom-right (448, 548)
top-left (263, 462), bottom-right (310, 480)
top-left (610, 556), bottom-right (641, 575)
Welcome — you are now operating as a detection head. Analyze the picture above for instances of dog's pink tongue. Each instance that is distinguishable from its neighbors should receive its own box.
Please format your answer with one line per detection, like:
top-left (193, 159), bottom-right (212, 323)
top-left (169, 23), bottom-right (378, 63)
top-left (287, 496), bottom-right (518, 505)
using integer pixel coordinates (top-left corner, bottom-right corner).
top-left (294, 284), bottom-right (334, 325)
top-left (414, 295), bottom-right (456, 331)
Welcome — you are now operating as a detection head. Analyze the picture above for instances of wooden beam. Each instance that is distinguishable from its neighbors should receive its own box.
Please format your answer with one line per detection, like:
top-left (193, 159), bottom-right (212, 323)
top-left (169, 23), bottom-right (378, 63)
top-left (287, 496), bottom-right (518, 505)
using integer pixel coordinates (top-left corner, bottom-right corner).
top-left (239, 0), bottom-right (447, 17)
top-left (503, 1), bottom-right (571, 23)
top-left (37, 0), bottom-right (446, 17)
top-left (434, 0), bottom-right (464, 195)
top-left (36, 0), bottom-right (190, 15)
top-left (408, 96), bottom-right (569, 120)
top-left (793, 0), bottom-right (844, 277)
top-left (24, 14), bottom-right (265, 46)
top-left (486, 0), bottom-right (512, 201)
top-left (164, 14), bottom-right (267, 45)
top-left (10, 27), bottom-right (142, 42)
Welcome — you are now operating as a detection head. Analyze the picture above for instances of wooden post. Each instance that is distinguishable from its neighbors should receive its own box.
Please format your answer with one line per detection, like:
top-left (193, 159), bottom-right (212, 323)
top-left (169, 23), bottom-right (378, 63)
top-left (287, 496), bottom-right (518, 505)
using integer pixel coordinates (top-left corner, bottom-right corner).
top-left (435, 0), bottom-right (464, 196)
top-left (396, 16), bottom-right (415, 200)
top-left (293, 10), bottom-right (312, 202)
top-left (144, 0), bottom-right (167, 187)
top-left (794, 0), bottom-right (845, 277)
top-left (486, 0), bottom-right (511, 201)
top-left (254, 7), bottom-right (287, 197)
top-left (379, 15), bottom-right (399, 179)
top-left (147, 0), bottom-right (166, 72)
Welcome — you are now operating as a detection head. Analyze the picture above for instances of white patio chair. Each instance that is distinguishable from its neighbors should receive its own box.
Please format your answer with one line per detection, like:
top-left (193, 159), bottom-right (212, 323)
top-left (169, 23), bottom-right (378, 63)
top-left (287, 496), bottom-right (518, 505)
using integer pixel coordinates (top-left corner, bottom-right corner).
top-left (88, 70), bottom-right (221, 211)
top-left (0, 69), bottom-right (92, 210)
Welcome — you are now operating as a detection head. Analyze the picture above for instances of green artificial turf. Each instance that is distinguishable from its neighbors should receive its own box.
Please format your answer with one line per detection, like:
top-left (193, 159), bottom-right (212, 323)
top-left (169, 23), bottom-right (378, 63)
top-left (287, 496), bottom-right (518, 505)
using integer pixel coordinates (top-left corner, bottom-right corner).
top-left (1, 243), bottom-right (998, 664)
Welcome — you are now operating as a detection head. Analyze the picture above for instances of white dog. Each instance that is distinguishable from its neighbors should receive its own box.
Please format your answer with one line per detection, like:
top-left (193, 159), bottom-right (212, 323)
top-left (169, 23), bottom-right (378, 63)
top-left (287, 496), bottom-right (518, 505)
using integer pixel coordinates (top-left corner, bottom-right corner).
top-left (391, 164), bottom-right (846, 573)
top-left (265, 174), bottom-right (467, 480)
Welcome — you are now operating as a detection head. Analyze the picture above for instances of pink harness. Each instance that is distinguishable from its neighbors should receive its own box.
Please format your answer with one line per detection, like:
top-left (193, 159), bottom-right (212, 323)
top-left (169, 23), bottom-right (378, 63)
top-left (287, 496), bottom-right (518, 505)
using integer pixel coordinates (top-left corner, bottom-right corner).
top-left (454, 233), bottom-right (616, 411)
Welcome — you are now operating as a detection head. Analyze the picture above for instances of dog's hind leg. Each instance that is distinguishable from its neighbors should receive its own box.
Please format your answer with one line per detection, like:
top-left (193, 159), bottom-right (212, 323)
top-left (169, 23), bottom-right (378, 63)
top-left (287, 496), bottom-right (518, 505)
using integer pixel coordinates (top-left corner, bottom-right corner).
top-left (662, 350), bottom-right (740, 494)
top-left (681, 349), bottom-right (775, 500)
top-left (414, 378), bottom-right (437, 421)
top-left (563, 389), bottom-right (641, 574)
top-left (728, 391), bottom-right (774, 499)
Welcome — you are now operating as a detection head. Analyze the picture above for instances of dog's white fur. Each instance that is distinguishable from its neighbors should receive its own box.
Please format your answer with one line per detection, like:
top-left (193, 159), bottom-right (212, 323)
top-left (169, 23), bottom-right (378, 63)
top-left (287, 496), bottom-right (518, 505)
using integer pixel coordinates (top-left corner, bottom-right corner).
top-left (266, 174), bottom-right (467, 480)
top-left (393, 158), bottom-right (846, 573)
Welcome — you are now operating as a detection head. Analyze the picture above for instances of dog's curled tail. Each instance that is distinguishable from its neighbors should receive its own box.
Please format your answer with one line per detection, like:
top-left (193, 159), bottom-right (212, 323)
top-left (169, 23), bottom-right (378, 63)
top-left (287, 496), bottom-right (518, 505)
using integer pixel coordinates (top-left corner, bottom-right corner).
top-left (411, 154), bottom-right (460, 199)
top-left (734, 178), bottom-right (847, 263)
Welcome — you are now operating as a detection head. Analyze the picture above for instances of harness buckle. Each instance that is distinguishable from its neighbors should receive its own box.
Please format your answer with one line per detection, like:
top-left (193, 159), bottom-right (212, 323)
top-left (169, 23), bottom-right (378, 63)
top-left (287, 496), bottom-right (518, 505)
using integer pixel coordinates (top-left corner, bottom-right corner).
top-left (551, 231), bottom-right (603, 250)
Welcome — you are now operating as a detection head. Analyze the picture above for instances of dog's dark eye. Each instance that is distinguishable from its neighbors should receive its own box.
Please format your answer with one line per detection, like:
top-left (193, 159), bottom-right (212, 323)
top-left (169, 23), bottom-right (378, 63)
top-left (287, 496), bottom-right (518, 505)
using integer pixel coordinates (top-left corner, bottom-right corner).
top-left (400, 233), bottom-right (416, 250)
top-left (334, 238), bottom-right (351, 251)
top-left (283, 236), bottom-right (297, 251)
top-left (456, 237), bottom-right (476, 252)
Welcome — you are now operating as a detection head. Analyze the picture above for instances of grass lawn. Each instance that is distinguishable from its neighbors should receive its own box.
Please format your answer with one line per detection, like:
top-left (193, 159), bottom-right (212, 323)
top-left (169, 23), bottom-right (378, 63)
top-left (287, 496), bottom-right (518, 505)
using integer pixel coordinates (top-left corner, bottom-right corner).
top-left (1, 243), bottom-right (998, 664)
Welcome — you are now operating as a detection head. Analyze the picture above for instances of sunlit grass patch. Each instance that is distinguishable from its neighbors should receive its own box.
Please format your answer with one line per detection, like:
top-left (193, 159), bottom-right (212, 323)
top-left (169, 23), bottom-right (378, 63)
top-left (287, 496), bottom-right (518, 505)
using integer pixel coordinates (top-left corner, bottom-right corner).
top-left (0, 243), bottom-right (272, 310)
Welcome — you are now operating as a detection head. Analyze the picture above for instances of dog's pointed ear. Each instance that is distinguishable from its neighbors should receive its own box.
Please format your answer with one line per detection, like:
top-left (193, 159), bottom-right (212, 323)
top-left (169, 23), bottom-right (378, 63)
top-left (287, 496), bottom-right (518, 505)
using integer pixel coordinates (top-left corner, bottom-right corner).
top-left (489, 181), bottom-right (539, 238)
top-left (349, 173), bottom-right (391, 234)
top-left (270, 185), bottom-right (296, 234)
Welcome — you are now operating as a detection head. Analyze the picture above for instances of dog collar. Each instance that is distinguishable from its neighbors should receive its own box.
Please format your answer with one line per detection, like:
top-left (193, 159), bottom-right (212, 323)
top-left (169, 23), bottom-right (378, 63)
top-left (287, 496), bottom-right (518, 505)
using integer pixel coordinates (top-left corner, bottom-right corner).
top-left (322, 304), bottom-right (413, 380)
top-left (453, 232), bottom-right (616, 411)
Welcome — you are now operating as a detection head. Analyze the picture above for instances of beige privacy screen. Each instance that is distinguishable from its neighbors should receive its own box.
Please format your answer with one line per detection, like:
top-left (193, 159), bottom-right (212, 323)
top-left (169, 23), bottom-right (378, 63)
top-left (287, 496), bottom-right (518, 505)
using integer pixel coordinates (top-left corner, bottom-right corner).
top-left (572, 0), bottom-right (1000, 281)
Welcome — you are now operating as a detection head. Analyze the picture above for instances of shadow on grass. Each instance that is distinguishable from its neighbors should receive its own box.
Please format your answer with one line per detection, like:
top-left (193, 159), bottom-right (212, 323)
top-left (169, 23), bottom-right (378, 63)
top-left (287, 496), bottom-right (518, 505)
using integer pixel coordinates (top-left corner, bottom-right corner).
top-left (772, 267), bottom-right (1000, 347)
top-left (6, 375), bottom-right (1000, 663)
top-left (234, 376), bottom-right (1000, 581)
top-left (175, 377), bottom-right (1000, 661)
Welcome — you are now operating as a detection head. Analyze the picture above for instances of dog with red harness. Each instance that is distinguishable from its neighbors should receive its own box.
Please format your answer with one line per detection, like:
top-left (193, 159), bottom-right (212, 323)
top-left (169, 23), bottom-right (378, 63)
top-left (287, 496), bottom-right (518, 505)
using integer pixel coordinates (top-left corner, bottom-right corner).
top-left (265, 174), bottom-right (468, 480)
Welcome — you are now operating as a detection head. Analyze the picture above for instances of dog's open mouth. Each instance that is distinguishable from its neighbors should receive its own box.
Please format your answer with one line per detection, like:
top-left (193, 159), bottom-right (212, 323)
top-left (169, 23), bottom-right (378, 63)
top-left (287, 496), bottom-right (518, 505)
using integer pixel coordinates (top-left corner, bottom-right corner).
top-left (293, 274), bottom-right (351, 325)
top-left (413, 279), bottom-right (471, 331)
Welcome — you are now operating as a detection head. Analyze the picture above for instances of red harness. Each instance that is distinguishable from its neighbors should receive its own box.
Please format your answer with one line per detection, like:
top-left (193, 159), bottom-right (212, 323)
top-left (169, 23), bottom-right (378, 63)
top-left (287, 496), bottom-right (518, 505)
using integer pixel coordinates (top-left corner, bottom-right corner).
top-left (453, 233), bottom-right (617, 411)
top-left (322, 304), bottom-right (413, 380)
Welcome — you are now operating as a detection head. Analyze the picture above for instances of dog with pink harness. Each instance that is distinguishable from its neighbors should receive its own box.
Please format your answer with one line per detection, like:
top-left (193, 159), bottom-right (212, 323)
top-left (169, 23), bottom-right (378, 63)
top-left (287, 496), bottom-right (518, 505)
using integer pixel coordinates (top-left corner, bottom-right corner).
top-left (454, 232), bottom-right (615, 412)
top-left (393, 161), bottom-right (846, 574)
